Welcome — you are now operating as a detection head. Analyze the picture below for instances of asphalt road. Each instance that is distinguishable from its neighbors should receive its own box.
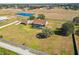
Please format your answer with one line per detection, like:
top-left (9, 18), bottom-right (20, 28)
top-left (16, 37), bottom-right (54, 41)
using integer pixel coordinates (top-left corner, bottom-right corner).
top-left (0, 41), bottom-right (35, 55)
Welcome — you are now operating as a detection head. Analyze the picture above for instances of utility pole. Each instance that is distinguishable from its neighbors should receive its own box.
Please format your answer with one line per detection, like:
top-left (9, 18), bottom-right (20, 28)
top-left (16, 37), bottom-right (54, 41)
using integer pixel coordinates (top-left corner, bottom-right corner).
top-left (72, 21), bottom-right (78, 55)
top-left (72, 33), bottom-right (78, 55)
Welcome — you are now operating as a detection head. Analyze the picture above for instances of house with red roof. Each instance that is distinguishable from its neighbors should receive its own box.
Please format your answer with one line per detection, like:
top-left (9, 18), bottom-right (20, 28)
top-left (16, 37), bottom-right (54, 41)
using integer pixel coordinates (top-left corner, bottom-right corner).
top-left (32, 19), bottom-right (48, 28)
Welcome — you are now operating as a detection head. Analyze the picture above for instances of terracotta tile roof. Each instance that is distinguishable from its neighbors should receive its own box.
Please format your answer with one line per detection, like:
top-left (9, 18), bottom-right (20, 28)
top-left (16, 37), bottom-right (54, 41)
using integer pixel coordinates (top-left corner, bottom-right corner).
top-left (32, 19), bottom-right (46, 25)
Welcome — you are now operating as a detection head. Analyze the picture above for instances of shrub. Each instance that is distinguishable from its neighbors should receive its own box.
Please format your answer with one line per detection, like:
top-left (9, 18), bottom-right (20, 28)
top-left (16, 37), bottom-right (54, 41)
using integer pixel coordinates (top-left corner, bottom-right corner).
top-left (36, 33), bottom-right (49, 39)
top-left (42, 27), bottom-right (53, 36)
top-left (37, 14), bottom-right (45, 19)
top-left (28, 16), bottom-right (35, 20)
top-left (55, 21), bottom-right (74, 36)
top-left (0, 35), bottom-right (3, 38)
top-left (36, 28), bottom-right (53, 39)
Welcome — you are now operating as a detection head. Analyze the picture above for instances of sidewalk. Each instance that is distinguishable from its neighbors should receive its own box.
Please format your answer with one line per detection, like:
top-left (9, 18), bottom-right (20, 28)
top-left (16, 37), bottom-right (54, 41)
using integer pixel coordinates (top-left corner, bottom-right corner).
top-left (0, 21), bottom-right (19, 29)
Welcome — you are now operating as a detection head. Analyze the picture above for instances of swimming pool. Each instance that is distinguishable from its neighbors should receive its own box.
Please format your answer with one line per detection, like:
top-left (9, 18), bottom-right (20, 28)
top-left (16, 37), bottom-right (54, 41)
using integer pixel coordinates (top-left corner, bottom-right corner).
top-left (17, 12), bottom-right (34, 16)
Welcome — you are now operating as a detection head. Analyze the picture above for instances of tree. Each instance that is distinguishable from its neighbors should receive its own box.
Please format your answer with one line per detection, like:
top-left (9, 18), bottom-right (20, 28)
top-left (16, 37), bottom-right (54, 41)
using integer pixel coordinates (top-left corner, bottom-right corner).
top-left (36, 28), bottom-right (53, 39)
top-left (28, 7), bottom-right (36, 10)
top-left (37, 14), bottom-right (45, 19)
top-left (55, 21), bottom-right (74, 36)
top-left (42, 27), bottom-right (53, 37)
top-left (28, 16), bottom-right (35, 20)
top-left (61, 21), bottom-right (74, 36)
top-left (54, 20), bottom-right (78, 54)
top-left (73, 17), bottom-right (79, 25)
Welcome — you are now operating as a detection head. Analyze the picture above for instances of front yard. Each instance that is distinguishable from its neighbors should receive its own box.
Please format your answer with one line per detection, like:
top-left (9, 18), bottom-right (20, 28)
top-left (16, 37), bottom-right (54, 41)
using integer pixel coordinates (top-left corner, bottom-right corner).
top-left (0, 20), bottom-right (74, 54)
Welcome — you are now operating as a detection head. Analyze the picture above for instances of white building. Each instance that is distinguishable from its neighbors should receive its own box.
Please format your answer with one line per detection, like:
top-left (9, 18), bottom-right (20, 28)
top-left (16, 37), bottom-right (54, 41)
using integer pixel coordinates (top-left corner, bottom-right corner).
top-left (0, 16), bottom-right (8, 21)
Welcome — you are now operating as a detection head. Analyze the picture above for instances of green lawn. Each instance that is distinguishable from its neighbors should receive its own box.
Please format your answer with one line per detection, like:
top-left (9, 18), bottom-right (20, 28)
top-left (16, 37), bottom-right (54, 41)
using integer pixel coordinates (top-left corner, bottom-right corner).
top-left (0, 47), bottom-right (17, 55)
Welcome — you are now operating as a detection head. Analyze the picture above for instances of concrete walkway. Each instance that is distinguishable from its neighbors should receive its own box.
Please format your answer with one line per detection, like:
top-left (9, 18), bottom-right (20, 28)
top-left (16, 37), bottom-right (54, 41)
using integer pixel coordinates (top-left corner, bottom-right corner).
top-left (0, 41), bottom-right (35, 55)
top-left (0, 21), bottom-right (19, 29)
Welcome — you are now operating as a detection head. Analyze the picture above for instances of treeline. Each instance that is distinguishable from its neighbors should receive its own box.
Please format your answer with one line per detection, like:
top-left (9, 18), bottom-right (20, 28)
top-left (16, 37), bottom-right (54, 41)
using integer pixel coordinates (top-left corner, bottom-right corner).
top-left (0, 3), bottom-right (79, 10)
top-left (58, 4), bottom-right (79, 10)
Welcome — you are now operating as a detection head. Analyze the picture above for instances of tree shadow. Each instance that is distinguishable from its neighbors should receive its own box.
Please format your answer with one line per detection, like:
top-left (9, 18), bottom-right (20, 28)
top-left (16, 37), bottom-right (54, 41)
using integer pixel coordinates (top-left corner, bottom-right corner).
top-left (54, 28), bottom-right (69, 36)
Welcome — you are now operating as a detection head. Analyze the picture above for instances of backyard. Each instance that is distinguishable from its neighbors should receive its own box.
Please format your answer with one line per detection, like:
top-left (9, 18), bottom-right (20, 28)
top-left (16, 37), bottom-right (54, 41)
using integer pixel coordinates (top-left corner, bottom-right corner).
top-left (0, 20), bottom-right (74, 54)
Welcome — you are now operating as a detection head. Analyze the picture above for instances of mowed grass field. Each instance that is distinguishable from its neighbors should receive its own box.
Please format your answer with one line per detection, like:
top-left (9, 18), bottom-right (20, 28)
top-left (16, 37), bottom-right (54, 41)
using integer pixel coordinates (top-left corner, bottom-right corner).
top-left (0, 20), bottom-right (74, 55)
top-left (0, 8), bottom-right (79, 54)
top-left (26, 8), bottom-right (79, 20)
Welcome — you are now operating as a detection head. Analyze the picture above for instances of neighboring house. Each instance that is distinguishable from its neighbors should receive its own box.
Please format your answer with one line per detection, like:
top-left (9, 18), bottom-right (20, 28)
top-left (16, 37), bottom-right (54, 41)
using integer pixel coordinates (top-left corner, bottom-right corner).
top-left (32, 19), bottom-right (48, 28)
